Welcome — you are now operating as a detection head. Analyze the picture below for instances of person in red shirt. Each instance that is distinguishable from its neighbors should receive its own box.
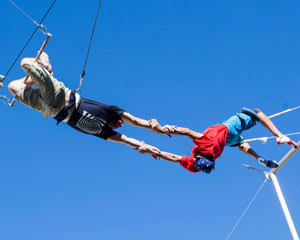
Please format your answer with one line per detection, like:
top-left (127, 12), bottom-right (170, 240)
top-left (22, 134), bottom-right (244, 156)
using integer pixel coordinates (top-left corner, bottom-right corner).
top-left (140, 108), bottom-right (298, 174)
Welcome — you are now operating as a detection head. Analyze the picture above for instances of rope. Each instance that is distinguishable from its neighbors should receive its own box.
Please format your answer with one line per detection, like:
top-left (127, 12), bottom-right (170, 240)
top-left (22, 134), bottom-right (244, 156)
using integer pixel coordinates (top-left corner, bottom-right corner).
top-left (225, 178), bottom-right (268, 240)
top-left (77, 0), bottom-right (102, 91)
top-left (2, 0), bottom-right (57, 82)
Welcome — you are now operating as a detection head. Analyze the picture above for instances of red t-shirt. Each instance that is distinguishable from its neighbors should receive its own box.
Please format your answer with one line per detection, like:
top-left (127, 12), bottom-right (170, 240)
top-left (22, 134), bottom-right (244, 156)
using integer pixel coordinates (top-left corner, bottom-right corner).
top-left (179, 124), bottom-right (229, 173)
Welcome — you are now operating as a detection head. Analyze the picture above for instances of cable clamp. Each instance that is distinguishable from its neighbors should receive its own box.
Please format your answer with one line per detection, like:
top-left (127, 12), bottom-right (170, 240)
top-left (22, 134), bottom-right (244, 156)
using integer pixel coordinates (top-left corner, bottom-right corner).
top-left (37, 24), bottom-right (49, 36)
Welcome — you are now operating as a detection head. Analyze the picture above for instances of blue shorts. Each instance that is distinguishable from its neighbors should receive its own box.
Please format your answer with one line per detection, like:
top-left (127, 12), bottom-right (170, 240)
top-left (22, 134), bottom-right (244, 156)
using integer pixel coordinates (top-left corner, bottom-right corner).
top-left (222, 111), bottom-right (258, 147)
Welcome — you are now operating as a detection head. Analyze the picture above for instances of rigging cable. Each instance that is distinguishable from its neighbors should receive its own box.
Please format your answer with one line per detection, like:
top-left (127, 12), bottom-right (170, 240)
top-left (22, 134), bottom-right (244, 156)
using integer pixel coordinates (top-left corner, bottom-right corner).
top-left (77, 0), bottom-right (102, 91)
top-left (220, 156), bottom-right (266, 174)
top-left (225, 178), bottom-right (268, 240)
top-left (8, 0), bottom-right (46, 29)
top-left (1, 0), bottom-right (57, 83)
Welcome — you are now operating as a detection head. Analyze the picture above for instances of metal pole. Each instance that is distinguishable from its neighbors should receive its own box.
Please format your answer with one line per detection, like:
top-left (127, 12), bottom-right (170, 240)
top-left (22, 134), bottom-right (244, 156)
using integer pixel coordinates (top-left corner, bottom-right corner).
top-left (271, 141), bottom-right (300, 174)
top-left (268, 106), bottom-right (300, 119)
top-left (268, 172), bottom-right (299, 240)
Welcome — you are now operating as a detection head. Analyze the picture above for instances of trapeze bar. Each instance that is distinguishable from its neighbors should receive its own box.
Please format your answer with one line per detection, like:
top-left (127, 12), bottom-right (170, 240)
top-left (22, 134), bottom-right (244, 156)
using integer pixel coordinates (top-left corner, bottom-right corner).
top-left (270, 140), bottom-right (300, 174)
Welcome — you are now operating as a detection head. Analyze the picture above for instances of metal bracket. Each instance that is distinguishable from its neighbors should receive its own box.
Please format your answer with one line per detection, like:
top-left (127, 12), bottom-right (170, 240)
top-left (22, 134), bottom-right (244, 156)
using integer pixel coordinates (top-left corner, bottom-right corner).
top-left (0, 95), bottom-right (12, 106)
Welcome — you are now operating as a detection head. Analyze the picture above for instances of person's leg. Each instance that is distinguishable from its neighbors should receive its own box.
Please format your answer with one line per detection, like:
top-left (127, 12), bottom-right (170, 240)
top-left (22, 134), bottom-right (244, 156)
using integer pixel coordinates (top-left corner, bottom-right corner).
top-left (20, 55), bottom-right (70, 117)
top-left (254, 109), bottom-right (297, 147)
top-left (9, 54), bottom-right (70, 118)
top-left (254, 109), bottom-right (282, 137)
top-left (8, 77), bottom-right (45, 113)
top-left (8, 77), bottom-right (31, 96)
top-left (37, 52), bottom-right (52, 73)
top-left (20, 53), bottom-right (53, 89)
top-left (7, 57), bottom-right (39, 88)
top-left (21, 53), bottom-right (52, 73)
top-left (20, 56), bottom-right (51, 86)
top-left (238, 142), bottom-right (278, 168)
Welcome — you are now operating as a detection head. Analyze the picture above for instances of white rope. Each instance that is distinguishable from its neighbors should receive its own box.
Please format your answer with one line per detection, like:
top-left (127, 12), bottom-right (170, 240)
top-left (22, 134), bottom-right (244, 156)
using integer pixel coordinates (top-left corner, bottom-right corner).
top-left (225, 178), bottom-right (268, 240)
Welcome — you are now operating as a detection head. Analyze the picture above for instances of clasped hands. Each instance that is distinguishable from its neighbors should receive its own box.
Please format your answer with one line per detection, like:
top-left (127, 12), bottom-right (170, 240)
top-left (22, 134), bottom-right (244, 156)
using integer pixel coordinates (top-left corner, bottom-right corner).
top-left (134, 119), bottom-right (177, 159)
top-left (134, 141), bottom-right (161, 159)
top-left (148, 119), bottom-right (177, 137)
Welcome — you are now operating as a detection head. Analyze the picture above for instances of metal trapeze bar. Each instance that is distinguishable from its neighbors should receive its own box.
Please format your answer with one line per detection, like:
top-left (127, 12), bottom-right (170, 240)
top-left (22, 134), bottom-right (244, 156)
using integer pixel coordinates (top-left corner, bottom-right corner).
top-left (271, 140), bottom-right (300, 174)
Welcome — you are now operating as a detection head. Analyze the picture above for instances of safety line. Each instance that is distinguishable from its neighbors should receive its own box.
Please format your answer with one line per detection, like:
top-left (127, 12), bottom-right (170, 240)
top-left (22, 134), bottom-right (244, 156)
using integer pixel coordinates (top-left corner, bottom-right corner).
top-left (2, 0), bottom-right (57, 82)
top-left (225, 178), bottom-right (268, 240)
top-left (220, 156), bottom-right (265, 174)
top-left (8, 0), bottom-right (41, 27)
top-left (77, 0), bottom-right (102, 91)
top-left (164, 136), bottom-right (192, 147)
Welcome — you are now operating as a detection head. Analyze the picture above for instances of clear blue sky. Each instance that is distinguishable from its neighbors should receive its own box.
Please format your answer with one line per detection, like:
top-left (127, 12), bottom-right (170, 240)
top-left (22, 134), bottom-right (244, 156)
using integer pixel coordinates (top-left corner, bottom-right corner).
top-left (1, 0), bottom-right (300, 239)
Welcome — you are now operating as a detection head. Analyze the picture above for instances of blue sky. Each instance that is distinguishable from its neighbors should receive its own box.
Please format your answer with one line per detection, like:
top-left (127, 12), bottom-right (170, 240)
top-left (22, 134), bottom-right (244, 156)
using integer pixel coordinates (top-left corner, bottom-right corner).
top-left (1, 0), bottom-right (300, 239)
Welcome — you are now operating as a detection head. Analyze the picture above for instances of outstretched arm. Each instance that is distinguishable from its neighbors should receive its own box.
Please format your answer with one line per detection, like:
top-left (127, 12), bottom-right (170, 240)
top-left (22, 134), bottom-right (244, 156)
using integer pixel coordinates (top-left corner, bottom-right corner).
top-left (238, 142), bottom-right (260, 160)
top-left (158, 151), bottom-right (182, 163)
top-left (137, 141), bottom-right (182, 163)
top-left (121, 112), bottom-right (175, 137)
top-left (121, 112), bottom-right (152, 129)
top-left (107, 132), bottom-right (160, 157)
top-left (150, 119), bottom-right (203, 140)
